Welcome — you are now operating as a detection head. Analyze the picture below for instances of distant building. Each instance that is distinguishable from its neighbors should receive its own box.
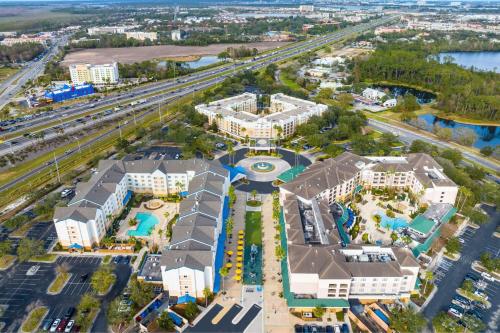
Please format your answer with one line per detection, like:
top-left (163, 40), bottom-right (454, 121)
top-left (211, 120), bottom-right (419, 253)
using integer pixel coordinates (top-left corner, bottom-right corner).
top-left (313, 56), bottom-right (345, 67)
top-left (299, 5), bottom-right (315, 13)
top-left (196, 93), bottom-right (327, 142)
top-left (0, 34), bottom-right (51, 46)
top-left (382, 99), bottom-right (397, 108)
top-left (0, 31), bottom-right (16, 37)
top-left (305, 67), bottom-right (330, 78)
top-left (88, 26), bottom-right (130, 35)
top-left (362, 88), bottom-right (386, 101)
top-left (69, 62), bottom-right (119, 85)
top-left (125, 31), bottom-right (158, 41)
top-left (171, 29), bottom-right (187, 41)
top-left (44, 84), bottom-right (95, 103)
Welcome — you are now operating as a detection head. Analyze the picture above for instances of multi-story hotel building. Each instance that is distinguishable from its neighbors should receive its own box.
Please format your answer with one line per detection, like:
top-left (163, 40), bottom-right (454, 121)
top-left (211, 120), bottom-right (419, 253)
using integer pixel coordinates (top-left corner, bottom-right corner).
top-left (278, 152), bottom-right (457, 303)
top-left (195, 93), bottom-right (328, 141)
top-left (281, 152), bottom-right (458, 206)
top-left (69, 62), bottom-right (120, 85)
top-left (54, 159), bottom-right (229, 248)
top-left (282, 192), bottom-right (420, 301)
top-left (125, 31), bottom-right (158, 41)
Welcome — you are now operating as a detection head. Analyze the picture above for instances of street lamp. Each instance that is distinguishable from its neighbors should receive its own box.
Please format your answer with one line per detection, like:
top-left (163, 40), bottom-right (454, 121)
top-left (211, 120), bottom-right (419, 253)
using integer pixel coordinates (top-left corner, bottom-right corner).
top-left (72, 136), bottom-right (81, 154)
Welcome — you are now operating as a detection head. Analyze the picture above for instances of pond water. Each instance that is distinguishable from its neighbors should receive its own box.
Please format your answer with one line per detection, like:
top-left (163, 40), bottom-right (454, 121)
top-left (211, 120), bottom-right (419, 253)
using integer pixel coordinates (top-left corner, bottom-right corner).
top-left (157, 55), bottom-right (221, 70)
top-left (436, 51), bottom-right (500, 73)
top-left (415, 113), bottom-right (500, 149)
top-left (373, 84), bottom-right (436, 104)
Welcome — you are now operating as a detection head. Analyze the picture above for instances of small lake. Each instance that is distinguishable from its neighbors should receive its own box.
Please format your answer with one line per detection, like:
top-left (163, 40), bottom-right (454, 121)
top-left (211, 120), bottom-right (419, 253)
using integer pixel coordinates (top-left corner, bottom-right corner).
top-left (373, 84), bottom-right (436, 104)
top-left (158, 55), bottom-right (221, 70)
top-left (436, 51), bottom-right (500, 73)
top-left (415, 113), bottom-right (500, 149)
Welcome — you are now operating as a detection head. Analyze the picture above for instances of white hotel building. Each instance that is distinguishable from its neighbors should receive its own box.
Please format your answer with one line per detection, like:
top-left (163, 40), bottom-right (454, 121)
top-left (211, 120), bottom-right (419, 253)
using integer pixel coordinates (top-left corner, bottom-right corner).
top-left (69, 62), bottom-right (120, 85)
top-left (195, 93), bottom-right (328, 141)
top-left (279, 152), bottom-right (457, 302)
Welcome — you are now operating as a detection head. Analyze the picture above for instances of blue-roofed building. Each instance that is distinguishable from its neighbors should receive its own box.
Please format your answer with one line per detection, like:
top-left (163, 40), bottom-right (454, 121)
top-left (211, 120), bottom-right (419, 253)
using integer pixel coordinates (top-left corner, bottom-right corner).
top-left (44, 84), bottom-right (94, 103)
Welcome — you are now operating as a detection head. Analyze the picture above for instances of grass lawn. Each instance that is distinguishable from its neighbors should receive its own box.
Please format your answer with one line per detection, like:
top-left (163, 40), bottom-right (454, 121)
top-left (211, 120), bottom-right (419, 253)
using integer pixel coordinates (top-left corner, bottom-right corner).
top-left (246, 200), bottom-right (262, 207)
top-left (21, 306), bottom-right (48, 332)
top-left (30, 254), bottom-right (58, 263)
top-left (48, 272), bottom-right (71, 294)
top-left (279, 71), bottom-right (303, 91)
top-left (245, 211), bottom-right (262, 246)
top-left (0, 67), bottom-right (18, 83)
top-left (0, 255), bottom-right (16, 269)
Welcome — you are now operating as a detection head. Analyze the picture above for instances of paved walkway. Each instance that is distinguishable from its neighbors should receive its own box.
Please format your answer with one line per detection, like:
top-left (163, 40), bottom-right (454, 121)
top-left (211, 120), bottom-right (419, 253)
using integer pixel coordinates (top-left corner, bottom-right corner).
top-left (261, 194), bottom-right (292, 333)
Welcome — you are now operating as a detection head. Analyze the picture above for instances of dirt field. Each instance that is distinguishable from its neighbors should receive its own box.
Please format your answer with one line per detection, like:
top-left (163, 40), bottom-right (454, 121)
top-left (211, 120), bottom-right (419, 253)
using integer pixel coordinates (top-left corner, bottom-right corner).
top-left (61, 42), bottom-right (291, 66)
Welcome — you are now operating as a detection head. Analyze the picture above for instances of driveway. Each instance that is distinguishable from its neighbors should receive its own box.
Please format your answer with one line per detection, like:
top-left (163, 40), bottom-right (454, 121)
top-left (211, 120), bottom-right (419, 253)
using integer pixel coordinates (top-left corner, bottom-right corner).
top-left (422, 204), bottom-right (500, 330)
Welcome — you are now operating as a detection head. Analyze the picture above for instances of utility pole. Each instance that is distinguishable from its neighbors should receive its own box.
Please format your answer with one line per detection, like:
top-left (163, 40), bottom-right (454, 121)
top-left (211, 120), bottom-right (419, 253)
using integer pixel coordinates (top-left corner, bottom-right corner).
top-left (158, 101), bottom-right (162, 123)
top-left (53, 152), bottom-right (61, 183)
top-left (73, 136), bottom-right (81, 154)
top-left (118, 122), bottom-right (122, 139)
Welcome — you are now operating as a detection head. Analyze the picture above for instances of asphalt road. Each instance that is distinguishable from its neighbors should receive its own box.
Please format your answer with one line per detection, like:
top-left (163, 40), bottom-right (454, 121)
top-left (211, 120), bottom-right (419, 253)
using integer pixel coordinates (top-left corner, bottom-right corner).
top-left (0, 36), bottom-right (68, 110)
top-left (0, 15), bottom-right (397, 156)
top-left (0, 16), bottom-right (397, 197)
top-left (368, 118), bottom-right (500, 172)
top-left (422, 204), bottom-right (500, 330)
top-left (187, 303), bottom-right (262, 333)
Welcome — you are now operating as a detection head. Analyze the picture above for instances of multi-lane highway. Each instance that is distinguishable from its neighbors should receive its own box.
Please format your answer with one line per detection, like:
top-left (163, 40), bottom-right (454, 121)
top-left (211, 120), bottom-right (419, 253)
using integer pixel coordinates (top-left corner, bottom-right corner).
top-left (0, 16), bottom-right (396, 156)
top-left (0, 16), bottom-right (397, 195)
top-left (0, 35), bottom-right (69, 110)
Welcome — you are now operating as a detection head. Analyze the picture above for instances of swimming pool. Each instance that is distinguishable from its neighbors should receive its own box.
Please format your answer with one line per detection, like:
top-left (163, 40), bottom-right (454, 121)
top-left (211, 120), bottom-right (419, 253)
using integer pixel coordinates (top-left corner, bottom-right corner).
top-left (377, 212), bottom-right (408, 230)
top-left (128, 212), bottom-right (159, 237)
top-left (374, 309), bottom-right (390, 325)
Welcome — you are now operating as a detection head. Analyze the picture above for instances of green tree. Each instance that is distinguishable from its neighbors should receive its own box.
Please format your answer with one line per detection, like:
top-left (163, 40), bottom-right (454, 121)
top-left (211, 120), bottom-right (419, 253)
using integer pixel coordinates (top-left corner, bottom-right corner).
top-left (250, 189), bottom-right (258, 201)
top-left (479, 252), bottom-right (500, 272)
top-left (219, 267), bottom-right (229, 292)
top-left (462, 279), bottom-right (474, 293)
top-left (228, 185), bottom-right (237, 208)
top-left (461, 314), bottom-right (486, 333)
top-left (91, 264), bottom-right (116, 294)
top-left (445, 237), bottom-right (462, 255)
top-left (203, 287), bottom-right (212, 307)
top-left (0, 240), bottom-right (12, 257)
top-left (17, 238), bottom-right (45, 262)
top-left (312, 306), bottom-right (325, 318)
top-left (157, 311), bottom-right (175, 331)
top-left (479, 146), bottom-right (493, 156)
top-left (389, 306), bottom-right (426, 333)
top-left (432, 311), bottom-right (460, 333)
top-left (422, 271), bottom-right (433, 296)
top-left (129, 274), bottom-right (155, 308)
top-left (107, 298), bottom-right (131, 329)
top-left (390, 232), bottom-right (398, 243)
top-left (275, 245), bottom-right (285, 261)
top-left (184, 301), bottom-right (199, 320)
top-left (362, 233), bottom-right (369, 244)
top-left (76, 293), bottom-right (100, 327)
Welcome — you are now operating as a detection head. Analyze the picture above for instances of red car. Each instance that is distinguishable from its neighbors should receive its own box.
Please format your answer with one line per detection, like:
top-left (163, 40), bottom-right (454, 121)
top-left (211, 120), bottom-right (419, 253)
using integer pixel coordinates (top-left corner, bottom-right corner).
top-left (56, 319), bottom-right (68, 332)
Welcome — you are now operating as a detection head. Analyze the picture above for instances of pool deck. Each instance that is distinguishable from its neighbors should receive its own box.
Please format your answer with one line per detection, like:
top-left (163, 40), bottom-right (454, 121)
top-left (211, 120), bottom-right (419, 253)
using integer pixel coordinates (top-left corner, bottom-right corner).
top-left (116, 200), bottom-right (178, 248)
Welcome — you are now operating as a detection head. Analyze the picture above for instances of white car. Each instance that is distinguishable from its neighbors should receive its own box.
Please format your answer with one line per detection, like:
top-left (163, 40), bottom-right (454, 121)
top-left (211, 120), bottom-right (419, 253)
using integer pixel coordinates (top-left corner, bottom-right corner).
top-left (49, 319), bottom-right (60, 332)
top-left (64, 320), bottom-right (74, 332)
top-left (474, 289), bottom-right (488, 300)
top-left (481, 272), bottom-right (495, 282)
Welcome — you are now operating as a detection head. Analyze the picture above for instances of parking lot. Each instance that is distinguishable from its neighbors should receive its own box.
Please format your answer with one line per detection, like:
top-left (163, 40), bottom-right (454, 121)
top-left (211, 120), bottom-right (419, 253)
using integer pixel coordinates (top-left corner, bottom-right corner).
top-left (424, 206), bottom-right (500, 331)
top-left (0, 256), bottom-right (103, 331)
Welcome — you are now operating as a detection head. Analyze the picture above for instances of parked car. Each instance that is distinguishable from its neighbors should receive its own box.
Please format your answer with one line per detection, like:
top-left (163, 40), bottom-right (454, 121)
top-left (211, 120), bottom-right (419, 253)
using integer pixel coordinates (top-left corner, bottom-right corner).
top-left (481, 272), bottom-right (495, 282)
top-left (295, 324), bottom-right (304, 333)
top-left (334, 325), bottom-right (341, 333)
top-left (341, 323), bottom-right (349, 333)
top-left (474, 279), bottom-right (487, 290)
top-left (49, 319), bottom-right (61, 332)
top-left (473, 289), bottom-right (488, 300)
top-left (452, 295), bottom-right (470, 309)
top-left (41, 318), bottom-right (53, 331)
top-left (113, 256), bottom-right (122, 264)
top-left (80, 273), bottom-right (89, 282)
top-left (64, 307), bottom-right (75, 319)
top-left (465, 273), bottom-right (479, 282)
top-left (64, 320), bottom-right (75, 332)
top-left (472, 300), bottom-right (487, 310)
top-left (325, 325), bottom-right (334, 333)
top-left (56, 319), bottom-right (68, 332)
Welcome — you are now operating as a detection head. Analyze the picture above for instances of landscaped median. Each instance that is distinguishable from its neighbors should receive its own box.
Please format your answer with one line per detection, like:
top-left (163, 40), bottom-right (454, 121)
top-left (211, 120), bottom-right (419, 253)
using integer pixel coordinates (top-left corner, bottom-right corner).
top-left (20, 306), bottom-right (48, 333)
top-left (0, 254), bottom-right (16, 270)
top-left (47, 272), bottom-right (72, 294)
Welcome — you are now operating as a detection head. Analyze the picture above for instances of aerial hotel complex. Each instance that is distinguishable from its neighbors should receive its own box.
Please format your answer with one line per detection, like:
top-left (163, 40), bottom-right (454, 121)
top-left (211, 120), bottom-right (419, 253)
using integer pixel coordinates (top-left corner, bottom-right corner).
top-left (279, 152), bottom-right (458, 302)
top-left (195, 93), bottom-right (328, 140)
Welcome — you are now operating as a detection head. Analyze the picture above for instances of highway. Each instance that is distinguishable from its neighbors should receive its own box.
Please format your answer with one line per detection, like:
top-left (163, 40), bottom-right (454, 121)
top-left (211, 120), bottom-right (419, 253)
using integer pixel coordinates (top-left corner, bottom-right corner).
top-left (0, 16), bottom-right (396, 195)
top-left (0, 16), bottom-right (396, 156)
top-left (0, 35), bottom-right (69, 110)
top-left (368, 118), bottom-right (500, 172)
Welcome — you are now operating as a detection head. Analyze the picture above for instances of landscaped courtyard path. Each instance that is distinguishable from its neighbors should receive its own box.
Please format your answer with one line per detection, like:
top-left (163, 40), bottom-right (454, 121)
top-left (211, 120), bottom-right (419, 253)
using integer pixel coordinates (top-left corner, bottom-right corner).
top-left (261, 194), bottom-right (293, 333)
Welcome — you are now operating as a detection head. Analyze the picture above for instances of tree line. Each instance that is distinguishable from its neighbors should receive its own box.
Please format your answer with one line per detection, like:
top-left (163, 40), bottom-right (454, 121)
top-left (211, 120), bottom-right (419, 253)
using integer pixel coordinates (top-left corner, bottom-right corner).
top-left (0, 42), bottom-right (45, 64)
top-left (353, 41), bottom-right (499, 121)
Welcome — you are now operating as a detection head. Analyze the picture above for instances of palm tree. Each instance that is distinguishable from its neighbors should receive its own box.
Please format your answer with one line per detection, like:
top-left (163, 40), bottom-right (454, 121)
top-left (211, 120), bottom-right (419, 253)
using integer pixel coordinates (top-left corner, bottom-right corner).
top-left (293, 145), bottom-right (300, 167)
top-left (219, 267), bottom-right (229, 293)
top-left (202, 287), bottom-right (212, 307)
top-left (422, 271), bottom-right (433, 296)
top-left (175, 180), bottom-right (184, 194)
top-left (226, 141), bottom-right (235, 165)
top-left (251, 189), bottom-right (258, 201)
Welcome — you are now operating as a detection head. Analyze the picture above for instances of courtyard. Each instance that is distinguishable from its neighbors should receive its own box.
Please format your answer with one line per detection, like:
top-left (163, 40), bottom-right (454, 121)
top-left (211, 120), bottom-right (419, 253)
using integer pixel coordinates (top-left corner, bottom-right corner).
top-left (355, 189), bottom-right (418, 245)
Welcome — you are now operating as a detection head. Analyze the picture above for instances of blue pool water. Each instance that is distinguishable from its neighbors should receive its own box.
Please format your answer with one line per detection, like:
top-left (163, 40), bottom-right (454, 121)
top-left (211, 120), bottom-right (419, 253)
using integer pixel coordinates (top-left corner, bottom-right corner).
top-left (128, 212), bottom-right (159, 237)
top-left (374, 309), bottom-right (390, 325)
top-left (377, 212), bottom-right (408, 230)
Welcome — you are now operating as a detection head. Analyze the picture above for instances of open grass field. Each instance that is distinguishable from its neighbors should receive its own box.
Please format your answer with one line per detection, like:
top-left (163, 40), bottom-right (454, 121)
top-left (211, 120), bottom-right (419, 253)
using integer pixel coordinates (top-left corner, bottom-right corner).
top-left (0, 67), bottom-right (19, 83)
top-left (61, 42), bottom-right (291, 66)
top-left (245, 211), bottom-right (262, 246)
top-left (0, 7), bottom-right (87, 32)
